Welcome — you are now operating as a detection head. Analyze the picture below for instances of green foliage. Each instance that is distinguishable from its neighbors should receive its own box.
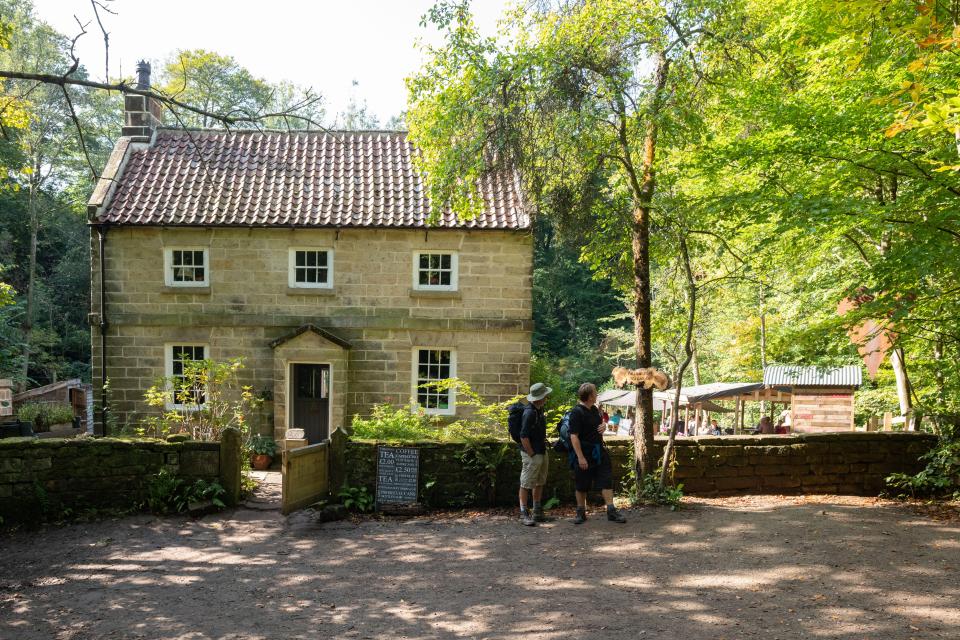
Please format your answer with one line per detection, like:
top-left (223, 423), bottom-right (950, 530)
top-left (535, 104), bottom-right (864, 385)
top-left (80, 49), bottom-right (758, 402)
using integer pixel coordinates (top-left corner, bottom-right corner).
top-left (351, 404), bottom-right (440, 441)
top-left (637, 473), bottom-right (684, 511)
top-left (246, 433), bottom-right (277, 457)
top-left (145, 468), bottom-right (227, 514)
top-left (532, 217), bottom-right (628, 366)
top-left (542, 493), bottom-right (561, 511)
top-left (145, 468), bottom-right (184, 515)
top-left (159, 49), bottom-right (323, 129)
top-left (142, 357), bottom-right (261, 441)
top-left (338, 485), bottom-right (375, 513)
top-left (886, 434), bottom-right (960, 500)
top-left (352, 378), bottom-right (523, 443)
top-left (455, 440), bottom-right (513, 506)
top-left (16, 402), bottom-right (73, 429)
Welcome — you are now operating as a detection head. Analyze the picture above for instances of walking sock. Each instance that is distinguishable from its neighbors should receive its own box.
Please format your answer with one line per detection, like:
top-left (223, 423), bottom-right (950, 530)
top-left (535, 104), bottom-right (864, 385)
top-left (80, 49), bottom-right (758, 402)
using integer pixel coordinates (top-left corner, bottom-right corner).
top-left (532, 501), bottom-right (541, 511)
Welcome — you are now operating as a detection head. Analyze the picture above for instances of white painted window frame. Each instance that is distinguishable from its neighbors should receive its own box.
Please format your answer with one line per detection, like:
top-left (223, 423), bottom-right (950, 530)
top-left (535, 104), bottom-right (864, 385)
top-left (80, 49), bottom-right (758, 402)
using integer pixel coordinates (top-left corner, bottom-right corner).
top-left (164, 343), bottom-right (209, 410)
top-left (411, 250), bottom-right (458, 292)
top-left (410, 347), bottom-right (457, 416)
top-left (164, 247), bottom-right (209, 287)
top-left (288, 247), bottom-right (334, 289)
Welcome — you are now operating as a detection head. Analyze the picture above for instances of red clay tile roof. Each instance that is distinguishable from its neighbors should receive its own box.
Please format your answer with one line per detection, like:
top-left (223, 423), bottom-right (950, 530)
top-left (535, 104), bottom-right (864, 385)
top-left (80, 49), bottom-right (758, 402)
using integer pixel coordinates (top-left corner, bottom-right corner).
top-left (93, 129), bottom-right (529, 230)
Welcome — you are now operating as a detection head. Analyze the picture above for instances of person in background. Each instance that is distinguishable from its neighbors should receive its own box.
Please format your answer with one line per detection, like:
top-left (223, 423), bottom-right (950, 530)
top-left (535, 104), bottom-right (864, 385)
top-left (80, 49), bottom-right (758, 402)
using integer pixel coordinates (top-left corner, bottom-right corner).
top-left (518, 382), bottom-right (551, 526)
top-left (756, 416), bottom-right (775, 434)
top-left (611, 409), bottom-right (623, 429)
top-left (568, 383), bottom-right (627, 524)
top-left (710, 419), bottom-right (722, 436)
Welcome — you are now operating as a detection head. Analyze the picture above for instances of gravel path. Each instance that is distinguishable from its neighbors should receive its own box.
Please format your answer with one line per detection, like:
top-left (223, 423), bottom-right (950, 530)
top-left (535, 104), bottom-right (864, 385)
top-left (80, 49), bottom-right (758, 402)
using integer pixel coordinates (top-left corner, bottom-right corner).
top-left (1, 495), bottom-right (957, 640)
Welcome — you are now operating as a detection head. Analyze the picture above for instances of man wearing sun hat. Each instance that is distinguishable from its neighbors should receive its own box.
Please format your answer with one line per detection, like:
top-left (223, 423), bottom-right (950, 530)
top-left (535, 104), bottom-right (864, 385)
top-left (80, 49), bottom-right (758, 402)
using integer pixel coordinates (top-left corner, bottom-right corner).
top-left (518, 382), bottom-right (552, 526)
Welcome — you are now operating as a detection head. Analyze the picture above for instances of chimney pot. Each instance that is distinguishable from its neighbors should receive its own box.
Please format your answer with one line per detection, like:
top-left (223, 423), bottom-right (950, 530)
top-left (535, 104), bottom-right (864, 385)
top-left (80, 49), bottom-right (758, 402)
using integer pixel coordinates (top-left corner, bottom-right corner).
top-left (135, 60), bottom-right (151, 90)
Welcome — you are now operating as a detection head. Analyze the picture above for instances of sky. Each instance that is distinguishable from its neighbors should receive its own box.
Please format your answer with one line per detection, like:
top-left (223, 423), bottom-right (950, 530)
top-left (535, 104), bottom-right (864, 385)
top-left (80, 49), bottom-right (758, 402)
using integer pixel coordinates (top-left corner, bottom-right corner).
top-left (30, 0), bottom-right (512, 124)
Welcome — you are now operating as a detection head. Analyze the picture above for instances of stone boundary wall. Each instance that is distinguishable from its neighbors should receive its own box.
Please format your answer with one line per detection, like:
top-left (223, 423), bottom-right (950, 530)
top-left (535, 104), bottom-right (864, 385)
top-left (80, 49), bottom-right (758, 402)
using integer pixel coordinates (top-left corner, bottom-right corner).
top-left (0, 437), bottom-right (225, 520)
top-left (341, 432), bottom-right (936, 507)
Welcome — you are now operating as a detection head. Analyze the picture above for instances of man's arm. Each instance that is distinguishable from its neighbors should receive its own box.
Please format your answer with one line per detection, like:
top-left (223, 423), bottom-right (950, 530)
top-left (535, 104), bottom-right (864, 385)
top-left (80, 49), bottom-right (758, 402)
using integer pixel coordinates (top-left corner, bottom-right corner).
top-left (520, 437), bottom-right (535, 456)
top-left (519, 410), bottom-right (536, 456)
top-left (570, 433), bottom-right (588, 470)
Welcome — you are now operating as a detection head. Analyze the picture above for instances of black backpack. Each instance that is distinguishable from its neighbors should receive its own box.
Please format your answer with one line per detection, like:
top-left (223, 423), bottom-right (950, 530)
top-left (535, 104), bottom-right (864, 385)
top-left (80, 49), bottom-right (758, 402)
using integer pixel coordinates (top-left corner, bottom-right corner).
top-left (552, 409), bottom-right (574, 453)
top-left (507, 402), bottom-right (526, 443)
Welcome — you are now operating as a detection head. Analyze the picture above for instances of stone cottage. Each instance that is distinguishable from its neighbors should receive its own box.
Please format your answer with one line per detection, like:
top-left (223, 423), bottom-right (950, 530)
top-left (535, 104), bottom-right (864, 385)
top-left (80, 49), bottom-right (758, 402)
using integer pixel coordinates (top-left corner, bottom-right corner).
top-left (86, 66), bottom-right (532, 442)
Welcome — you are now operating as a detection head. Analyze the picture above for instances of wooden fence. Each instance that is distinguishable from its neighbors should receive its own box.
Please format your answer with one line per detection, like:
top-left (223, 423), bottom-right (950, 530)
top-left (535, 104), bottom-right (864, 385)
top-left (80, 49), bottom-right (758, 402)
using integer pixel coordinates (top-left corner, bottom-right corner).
top-left (281, 441), bottom-right (330, 515)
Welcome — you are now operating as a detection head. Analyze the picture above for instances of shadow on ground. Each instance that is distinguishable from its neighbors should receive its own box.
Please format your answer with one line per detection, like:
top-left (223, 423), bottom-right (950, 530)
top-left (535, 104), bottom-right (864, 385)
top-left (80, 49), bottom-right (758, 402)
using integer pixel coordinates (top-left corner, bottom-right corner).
top-left (1, 495), bottom-right (957, 639)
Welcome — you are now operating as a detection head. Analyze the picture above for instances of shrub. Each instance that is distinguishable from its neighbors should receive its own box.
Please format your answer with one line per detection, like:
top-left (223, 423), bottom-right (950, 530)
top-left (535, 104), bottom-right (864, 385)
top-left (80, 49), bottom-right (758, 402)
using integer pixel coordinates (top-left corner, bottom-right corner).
top-left (350, 379), bottom-right (525, 443)
top-left (145, 468), bottom-right (227, 514)
top-left (17, 402), bottom-right (74, 430)
top-left (351, 404), bottom-right (439, 441)
top-left (338, 485), bottom-right (374, 512)
top-left (142, 357), bottom-right (261, 442)
top-left (887, 436), bottom-right (960, 500)
top-left (637, 473), bottom-right (684, 510)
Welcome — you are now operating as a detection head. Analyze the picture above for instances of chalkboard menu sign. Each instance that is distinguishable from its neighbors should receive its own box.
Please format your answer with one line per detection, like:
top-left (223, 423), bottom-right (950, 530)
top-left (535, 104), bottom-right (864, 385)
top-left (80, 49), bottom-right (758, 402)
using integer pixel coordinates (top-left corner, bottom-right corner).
top-left (376, 446), bottom-right (420, 506)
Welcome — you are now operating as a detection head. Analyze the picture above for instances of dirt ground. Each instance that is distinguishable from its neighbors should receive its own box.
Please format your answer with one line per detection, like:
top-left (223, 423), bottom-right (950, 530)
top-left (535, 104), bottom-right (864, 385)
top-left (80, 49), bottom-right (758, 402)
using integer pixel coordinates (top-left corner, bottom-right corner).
top-left (1, 494), bottom-right (958, 640)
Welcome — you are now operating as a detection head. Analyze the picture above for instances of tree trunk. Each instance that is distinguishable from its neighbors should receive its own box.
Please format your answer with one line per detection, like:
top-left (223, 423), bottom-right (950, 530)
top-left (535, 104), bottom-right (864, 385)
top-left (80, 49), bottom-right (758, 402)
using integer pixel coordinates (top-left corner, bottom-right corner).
top-left (890, 346), bottom-right (913, 429)
top-left (759, 285), bottom-right (767, 416)
top-left (632, 50), bottom-right (670, 478)
top-left (20, 178), bottom-right (39, 392)
top-left (691, 339), bottom-right (701, 386)
top-left (660, 233), bottom-right (696, 490)
top-left (934, 337), bottom-right (945, 427)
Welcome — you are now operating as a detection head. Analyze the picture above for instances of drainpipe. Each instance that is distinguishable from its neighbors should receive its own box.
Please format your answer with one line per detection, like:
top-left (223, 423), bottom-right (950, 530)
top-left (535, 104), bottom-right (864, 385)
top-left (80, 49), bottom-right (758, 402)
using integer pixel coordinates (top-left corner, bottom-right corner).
top-left (98, 225), bottom-right (109, 436)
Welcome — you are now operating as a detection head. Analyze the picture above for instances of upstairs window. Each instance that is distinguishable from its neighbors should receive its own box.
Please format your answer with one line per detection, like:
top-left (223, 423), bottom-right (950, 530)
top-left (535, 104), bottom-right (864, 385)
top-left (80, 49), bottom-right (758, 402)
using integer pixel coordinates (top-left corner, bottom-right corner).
top-left (164, 248), bottom-right (208, 287)
top-left (412, 348), bottom-right (456, 415)
top-left (289, 248), bottom-right (333, 288)
top-left (413, 251), bottom-right (458, 291)
top-left (165, 344), bottom-right (207, 408)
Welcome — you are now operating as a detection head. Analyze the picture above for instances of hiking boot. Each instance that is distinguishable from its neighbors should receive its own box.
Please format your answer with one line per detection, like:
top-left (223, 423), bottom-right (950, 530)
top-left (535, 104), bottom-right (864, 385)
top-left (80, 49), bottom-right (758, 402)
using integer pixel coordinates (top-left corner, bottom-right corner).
top-left (606, 507), bottom-right (627, 523)
top-left (532, 507), bottom-right (547, 523)
top-left (572, 508), bottom-right (587, 525)
top-left (519, 511), bottom-right (536, 527)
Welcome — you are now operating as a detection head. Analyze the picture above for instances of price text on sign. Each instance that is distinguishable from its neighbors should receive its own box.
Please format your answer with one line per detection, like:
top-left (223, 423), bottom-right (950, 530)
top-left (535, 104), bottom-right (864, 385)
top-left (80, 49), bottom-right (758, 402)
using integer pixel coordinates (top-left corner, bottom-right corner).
top-left (376, 446), bottom-right (420, 506)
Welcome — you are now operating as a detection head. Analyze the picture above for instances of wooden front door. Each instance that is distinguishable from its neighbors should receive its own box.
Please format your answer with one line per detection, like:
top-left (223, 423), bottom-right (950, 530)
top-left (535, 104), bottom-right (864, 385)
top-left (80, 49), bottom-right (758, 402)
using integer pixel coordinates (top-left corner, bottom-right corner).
top-left (291, 364), bottom-right (330, 444)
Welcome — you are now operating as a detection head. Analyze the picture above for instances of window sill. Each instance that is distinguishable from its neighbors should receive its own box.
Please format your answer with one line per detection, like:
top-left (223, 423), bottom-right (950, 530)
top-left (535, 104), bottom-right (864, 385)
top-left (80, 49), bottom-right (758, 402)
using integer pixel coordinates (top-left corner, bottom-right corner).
top-left (409, 288), bottom-right (461, 300)
top-left (162, 285), bottom-right (211, 295)
top-left (287, 286), bottom-right (336, 297)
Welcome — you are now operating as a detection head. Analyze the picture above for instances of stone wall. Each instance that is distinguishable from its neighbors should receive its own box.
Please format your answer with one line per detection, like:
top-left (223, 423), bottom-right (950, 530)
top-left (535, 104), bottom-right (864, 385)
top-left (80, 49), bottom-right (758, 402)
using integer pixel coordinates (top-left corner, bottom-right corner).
top-left (0, 437), bottom-right (222, 520)
top-left (90, 227), bottom-right (533, 436)
top-left (341, 432), bottom-right (936, 507)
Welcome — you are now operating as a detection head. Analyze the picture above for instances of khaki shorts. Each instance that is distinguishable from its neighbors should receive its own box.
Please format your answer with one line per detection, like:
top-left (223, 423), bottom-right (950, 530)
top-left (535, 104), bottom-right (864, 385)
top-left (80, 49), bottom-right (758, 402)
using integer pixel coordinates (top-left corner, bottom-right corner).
top-left (520, 451), bottom-right (549, 489)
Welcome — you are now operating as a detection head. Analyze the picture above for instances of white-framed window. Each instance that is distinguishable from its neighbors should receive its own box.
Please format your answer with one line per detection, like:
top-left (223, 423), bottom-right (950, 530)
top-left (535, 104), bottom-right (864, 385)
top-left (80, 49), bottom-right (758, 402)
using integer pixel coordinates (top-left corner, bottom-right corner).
top-left (164, 343), bottom-right (208, 409)
top-left (288, 248), bottom-right (334, 288)
top-left (411, 348), bottom-right (456, 416)
top-left (412, 251), bottom-right (458, 291)
top-left (164, 247), bottom-right (209, 287)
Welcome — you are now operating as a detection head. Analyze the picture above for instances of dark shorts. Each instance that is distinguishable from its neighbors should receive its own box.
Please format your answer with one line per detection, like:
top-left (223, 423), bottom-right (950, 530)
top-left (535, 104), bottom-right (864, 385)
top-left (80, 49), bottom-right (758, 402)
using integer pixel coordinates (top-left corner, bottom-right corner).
top-left (573, 448), bottom-right (613, 492)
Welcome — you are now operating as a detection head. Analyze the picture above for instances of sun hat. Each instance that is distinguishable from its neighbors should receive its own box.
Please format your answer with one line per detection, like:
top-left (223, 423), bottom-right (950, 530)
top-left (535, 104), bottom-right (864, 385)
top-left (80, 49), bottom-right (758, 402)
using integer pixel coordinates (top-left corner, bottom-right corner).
top-left (527, 382), bottom-right (553, 402)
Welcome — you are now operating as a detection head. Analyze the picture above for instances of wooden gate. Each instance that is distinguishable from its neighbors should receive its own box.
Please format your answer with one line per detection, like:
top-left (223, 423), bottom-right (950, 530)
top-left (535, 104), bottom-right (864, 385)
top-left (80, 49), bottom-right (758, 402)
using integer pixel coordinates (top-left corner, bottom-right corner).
top-left (281, 441), bottom-right (330, 515)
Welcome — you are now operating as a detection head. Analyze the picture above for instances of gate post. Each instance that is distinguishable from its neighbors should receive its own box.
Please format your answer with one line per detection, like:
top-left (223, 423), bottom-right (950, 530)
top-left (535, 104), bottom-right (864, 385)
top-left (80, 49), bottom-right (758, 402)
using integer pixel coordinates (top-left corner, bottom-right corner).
top-left (328, 427), bottom-right (349, 494)
top-left (220, 427), bottom-right (242, 506)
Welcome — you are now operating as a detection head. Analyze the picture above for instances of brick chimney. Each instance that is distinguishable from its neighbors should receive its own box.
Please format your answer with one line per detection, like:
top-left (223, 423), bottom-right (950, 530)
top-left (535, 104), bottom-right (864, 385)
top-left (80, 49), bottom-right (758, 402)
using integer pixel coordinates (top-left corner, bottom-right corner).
top-left (122, 60), bottom-right (162, 140)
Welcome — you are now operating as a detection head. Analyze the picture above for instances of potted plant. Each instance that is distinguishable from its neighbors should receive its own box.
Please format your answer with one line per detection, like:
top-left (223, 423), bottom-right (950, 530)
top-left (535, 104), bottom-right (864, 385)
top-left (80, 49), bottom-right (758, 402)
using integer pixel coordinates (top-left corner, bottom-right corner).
top-left (248, 434), bottom-right (277, 470)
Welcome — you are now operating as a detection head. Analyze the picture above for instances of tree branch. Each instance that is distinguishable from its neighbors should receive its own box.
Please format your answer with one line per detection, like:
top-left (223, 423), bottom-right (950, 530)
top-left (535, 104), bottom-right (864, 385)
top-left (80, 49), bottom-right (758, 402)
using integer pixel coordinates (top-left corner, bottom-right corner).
top-left (0, 70), bottom-right (327, 130)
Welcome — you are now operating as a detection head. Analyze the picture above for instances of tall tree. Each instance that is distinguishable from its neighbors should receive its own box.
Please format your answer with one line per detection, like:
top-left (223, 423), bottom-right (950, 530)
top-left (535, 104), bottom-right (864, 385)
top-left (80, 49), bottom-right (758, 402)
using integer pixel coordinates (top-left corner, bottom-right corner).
top-left (407, 0), bottom-right (743, 474)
